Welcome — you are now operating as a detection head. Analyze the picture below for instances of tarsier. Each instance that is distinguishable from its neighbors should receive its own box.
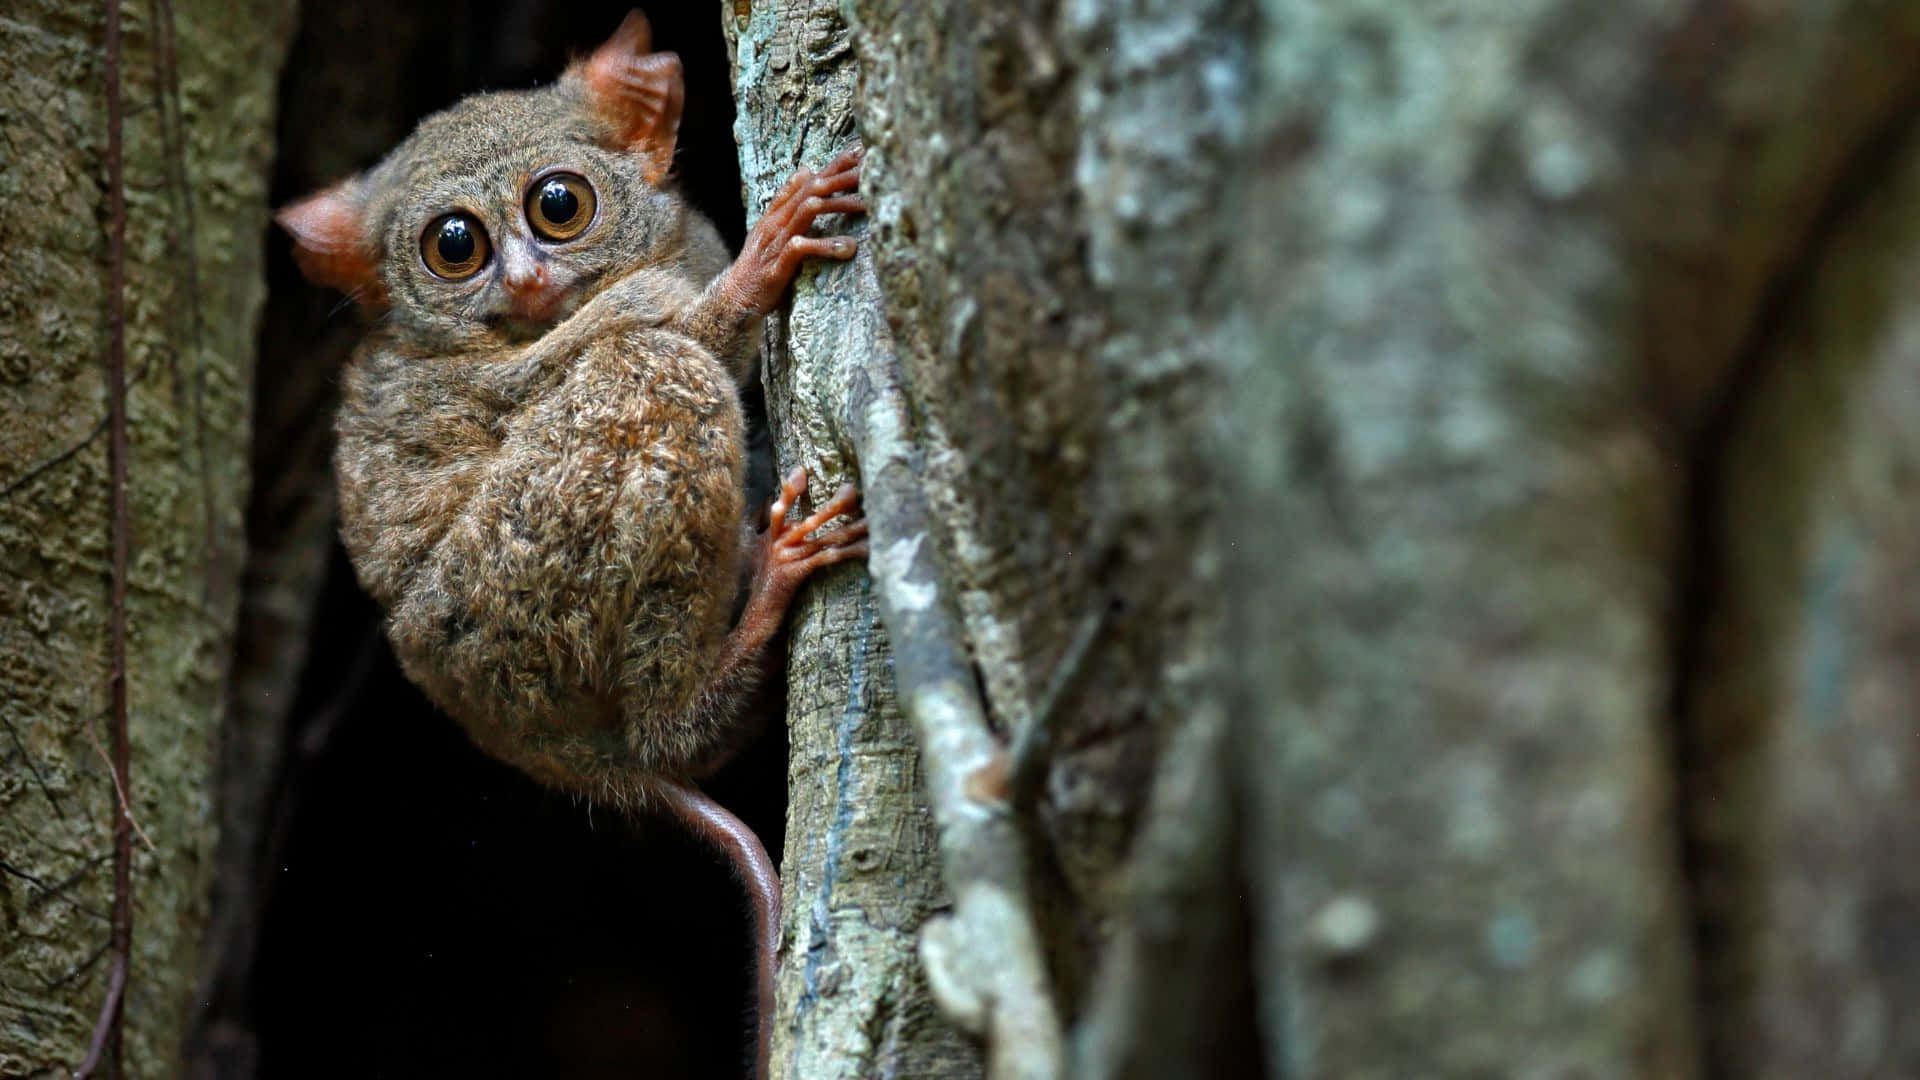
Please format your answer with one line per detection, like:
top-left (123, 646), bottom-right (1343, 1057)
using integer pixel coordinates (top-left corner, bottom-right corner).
top-left (277, 13), bottom-right (866, 1076)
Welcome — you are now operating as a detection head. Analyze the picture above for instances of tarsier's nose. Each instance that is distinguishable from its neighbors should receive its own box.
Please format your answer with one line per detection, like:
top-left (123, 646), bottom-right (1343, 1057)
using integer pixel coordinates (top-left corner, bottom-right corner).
top-left (500, 250), bottom-right (562, 321)
top-left (504, 260), bottom-right (551, 296)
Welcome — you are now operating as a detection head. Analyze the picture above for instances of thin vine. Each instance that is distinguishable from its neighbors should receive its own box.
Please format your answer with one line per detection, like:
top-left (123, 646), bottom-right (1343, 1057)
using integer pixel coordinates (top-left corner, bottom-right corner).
top-left (72, 0), bottom-right (135, 1074)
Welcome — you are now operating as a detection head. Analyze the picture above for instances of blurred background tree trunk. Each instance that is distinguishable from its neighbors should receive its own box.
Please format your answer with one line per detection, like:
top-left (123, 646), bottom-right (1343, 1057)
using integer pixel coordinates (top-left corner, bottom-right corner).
top-left (0, 1), bottom-right (292, 1077)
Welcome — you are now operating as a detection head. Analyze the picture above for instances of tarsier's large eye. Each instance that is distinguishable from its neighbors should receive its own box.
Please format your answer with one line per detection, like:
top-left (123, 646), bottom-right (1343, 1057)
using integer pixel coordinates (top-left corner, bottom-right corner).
top-left (527, 173), bottom-right (596, 241)
top-left (421, 214), bottom-right (490, 280)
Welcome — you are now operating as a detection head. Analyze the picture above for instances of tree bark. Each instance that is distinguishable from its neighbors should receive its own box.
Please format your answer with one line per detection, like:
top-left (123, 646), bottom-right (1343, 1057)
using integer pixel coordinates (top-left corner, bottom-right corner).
top-left (0, 1), bottom-right (293, 1077)
top-left (730, 0), bottom-right (1920, 1077)
top-left (1234, 1), bottom-right (1920, 1076)
top-left (729, 1), bottom-right (1242, 1075)
top-left (12, 1), bottom-right (1920, 1076)
top-left (1683, 106), bottom-right (1920, 1080)
top-left (724, 8), bottom-right (973, 1077)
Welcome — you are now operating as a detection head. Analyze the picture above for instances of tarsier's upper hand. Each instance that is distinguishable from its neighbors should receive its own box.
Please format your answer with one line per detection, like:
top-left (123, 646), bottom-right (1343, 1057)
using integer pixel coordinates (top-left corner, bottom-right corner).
top-left (720, 147), bottom-right (867, 318)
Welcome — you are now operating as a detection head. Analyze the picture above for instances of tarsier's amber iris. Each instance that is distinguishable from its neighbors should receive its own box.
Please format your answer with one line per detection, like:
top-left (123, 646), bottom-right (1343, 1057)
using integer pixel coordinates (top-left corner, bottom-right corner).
top-left (527, 173), bottom-right (596, 241)
top-left (421, 213), bottom-right (489, 280)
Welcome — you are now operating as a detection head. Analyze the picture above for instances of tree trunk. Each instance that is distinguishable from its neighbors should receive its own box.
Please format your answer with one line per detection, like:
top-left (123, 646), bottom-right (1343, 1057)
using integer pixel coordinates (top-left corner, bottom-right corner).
top-left (729, 0), bottom-right (1920, 1077)
top-left (729, 1), bottom-right (1241, 1076)
top-left (0, 1), bottom-right (293, 1077)
top-left (1235, 2), bottom-right (1920, 1075)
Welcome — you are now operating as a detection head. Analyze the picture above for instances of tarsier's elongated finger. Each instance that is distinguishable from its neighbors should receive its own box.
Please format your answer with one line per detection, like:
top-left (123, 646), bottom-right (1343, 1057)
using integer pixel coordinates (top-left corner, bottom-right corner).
top-left (787, 168), bottom-right (864, 208)
top-left (817, 145), bottom-right (864, 180)
top-left (787, 483), bottom-right (862, 540)
top-left (795, 521), bottom-right (869, 555)
top-left (769, 236), bottom-right (859, 287)
top-left (766, 467), bottom-right (808, 532)
top-left (798, 194), bottom-right (867, 222)
top-left (761, 168), bottom-right (820, 229)
top-left (759, 193), bottom-right (864, 261)
top-left (757, 154), bottom-right (861, 236)
top-left (796, 539), bottom-right (870, 575)
top-left (745, 184), bottom-right (813, 260)
top-left (803, 163), bottom-right (861, 199)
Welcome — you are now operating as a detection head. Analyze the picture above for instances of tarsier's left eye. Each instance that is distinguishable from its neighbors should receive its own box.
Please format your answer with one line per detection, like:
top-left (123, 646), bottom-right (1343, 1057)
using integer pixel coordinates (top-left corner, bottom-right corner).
top-left (527, 173), bottom-right (596, 241)
top-left (421, 213), bottom-right (490, 280)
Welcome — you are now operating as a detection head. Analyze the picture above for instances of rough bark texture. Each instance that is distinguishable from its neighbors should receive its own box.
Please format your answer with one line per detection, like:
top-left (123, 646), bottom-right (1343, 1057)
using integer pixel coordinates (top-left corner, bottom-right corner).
top-left (725, 8), bottom-right (971, 1077)
top-left (735, 0), bottom-right (1920, 1077)
top-left (0, 1), bottom-right (293, 1076)
top-left (729, 0), bottom-right (1242, 1075)
top-left (13, 1), bottom-right (1920, 1076)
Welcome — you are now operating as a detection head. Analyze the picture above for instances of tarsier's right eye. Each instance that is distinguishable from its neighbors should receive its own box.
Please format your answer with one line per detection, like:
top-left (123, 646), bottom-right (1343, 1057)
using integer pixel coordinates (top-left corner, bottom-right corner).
top-left (421, 213), bottom-right (490, 280)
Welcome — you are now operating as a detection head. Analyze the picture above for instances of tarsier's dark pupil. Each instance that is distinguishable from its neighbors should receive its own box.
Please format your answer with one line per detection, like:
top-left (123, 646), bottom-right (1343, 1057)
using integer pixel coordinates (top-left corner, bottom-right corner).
top-left (438, 219), bottom-right (475, 264)
top-left (528, 174), bottom-right (594, 240)
top-left (540, 181), bottom-right (578, 225)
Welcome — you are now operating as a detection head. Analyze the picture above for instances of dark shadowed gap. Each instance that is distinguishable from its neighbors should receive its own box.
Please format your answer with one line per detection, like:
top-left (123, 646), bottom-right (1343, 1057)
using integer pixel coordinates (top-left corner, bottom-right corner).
top-left (232, 5), bottom-right (780, 1078)
top-left (1663, 76), bottom-right (1920, 1080)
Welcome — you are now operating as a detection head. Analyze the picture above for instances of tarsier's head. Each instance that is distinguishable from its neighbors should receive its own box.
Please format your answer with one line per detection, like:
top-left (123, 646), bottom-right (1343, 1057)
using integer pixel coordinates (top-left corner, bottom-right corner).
top-left (278, 12), bottom-right (686, 346)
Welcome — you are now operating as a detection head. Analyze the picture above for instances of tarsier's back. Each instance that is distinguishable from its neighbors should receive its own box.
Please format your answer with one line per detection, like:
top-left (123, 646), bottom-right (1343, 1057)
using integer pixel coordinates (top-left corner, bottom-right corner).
top-left (336, 299), bottom-right (748, 793)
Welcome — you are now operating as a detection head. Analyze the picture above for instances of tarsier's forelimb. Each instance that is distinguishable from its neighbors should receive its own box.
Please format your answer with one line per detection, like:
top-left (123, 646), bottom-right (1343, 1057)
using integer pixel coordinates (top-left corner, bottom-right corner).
top-left (683, 147), bottom-right (867, 377)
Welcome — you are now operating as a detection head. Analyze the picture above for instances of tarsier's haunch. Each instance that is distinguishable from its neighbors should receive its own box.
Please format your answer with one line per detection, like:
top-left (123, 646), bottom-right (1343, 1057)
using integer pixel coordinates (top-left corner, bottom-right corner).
top-left (277, 13), bottom-right (866, 1076)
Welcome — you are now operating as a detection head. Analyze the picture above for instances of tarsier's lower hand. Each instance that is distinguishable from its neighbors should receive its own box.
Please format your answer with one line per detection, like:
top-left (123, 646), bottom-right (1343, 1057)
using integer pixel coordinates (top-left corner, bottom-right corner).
top-left (751, 467), bottom-right (868, 614)
top-left (721, 146), bottom-right (867, 317)
top-left (725, 468), bottom-right (868, 667)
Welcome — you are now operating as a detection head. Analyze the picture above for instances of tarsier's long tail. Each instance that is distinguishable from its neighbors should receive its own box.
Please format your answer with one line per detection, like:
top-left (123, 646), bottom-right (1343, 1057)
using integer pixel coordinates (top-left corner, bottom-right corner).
top-left (656, 780), bottom-right (779, 1080)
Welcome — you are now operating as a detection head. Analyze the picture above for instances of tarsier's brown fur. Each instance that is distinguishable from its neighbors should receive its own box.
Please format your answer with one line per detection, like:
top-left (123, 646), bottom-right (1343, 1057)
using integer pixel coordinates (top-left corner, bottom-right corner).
top-left (279, 12), bottom-right (868, 813)
top-left (281, 16), bottom-right (868, 1073)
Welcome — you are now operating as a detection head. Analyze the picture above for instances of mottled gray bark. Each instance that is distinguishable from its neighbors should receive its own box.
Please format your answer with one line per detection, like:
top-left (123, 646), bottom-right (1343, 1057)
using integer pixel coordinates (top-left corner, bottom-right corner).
top-left (725, 7), bottom-right (974, 1077)
top-left (1235, 2), bottom-right (1920, 1078)
top-left (0, 1), bottom-right (293, 1076)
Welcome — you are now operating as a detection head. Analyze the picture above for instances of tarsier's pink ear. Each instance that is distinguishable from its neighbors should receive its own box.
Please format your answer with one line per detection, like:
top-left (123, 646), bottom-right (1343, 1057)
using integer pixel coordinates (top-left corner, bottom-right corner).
top-left (571, 10), bottom-right (684, 185)
top-left (276, 178), bottom-right (381, 304)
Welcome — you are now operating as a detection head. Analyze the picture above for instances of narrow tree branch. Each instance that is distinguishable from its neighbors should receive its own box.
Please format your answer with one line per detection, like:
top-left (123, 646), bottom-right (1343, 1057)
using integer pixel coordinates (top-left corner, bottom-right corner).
top-left (847, 278), bottom-right (1065, 1079)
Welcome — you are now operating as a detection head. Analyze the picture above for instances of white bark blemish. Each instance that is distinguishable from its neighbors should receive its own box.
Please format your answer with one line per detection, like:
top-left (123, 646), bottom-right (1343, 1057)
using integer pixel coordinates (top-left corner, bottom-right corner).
top-left (875, 533), bottom-right (935, 611)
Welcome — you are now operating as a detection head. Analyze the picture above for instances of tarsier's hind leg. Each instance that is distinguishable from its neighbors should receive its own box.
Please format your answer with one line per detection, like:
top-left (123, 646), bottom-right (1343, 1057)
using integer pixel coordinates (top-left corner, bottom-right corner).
top-left (730, 467), bottom-right (869, 665)
top-left (643, 466), bottom-right (868, 778)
